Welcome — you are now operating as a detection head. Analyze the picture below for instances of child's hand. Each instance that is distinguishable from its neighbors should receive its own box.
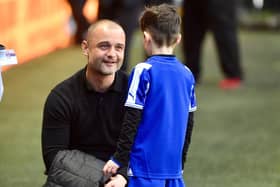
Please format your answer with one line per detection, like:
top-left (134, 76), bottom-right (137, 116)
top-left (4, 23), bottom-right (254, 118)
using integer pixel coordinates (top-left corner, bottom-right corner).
top-left (104, 174), bottom-right (127, 187)
top-left (103, 160), bottom-right (120, 176)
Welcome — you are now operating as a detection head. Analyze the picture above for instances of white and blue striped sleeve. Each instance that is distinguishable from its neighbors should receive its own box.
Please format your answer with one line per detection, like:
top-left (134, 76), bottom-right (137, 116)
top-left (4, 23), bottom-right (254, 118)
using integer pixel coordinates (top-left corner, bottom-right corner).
top-left (125, 63), bottom-right (152, 110)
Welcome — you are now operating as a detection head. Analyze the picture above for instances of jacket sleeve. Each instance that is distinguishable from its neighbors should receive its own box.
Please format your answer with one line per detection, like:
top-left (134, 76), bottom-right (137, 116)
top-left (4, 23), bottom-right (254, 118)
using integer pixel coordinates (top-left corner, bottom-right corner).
top-left (112, 107), bottom-right (142, 167)
top-left (182, 112), bottom-right (194, 169)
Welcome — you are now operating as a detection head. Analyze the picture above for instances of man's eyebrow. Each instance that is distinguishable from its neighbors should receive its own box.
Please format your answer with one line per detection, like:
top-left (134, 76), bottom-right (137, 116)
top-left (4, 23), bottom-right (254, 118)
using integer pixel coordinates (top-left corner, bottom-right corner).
top-left (116, 43), bottom-right (125, 47)
top-left (96, 41), bottom-right (125, 47)
top-left (97, 41), bottom-right (110, 45)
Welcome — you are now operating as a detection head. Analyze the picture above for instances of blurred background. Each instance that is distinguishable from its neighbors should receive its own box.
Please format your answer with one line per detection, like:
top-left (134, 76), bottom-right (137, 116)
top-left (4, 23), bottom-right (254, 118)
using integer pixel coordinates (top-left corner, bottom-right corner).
top-left (0, 0), bottom-right (98, 71)
top-left (0, 0), bottom-right (280, 186)
top-left (1, 0), bottom-right (280, 70)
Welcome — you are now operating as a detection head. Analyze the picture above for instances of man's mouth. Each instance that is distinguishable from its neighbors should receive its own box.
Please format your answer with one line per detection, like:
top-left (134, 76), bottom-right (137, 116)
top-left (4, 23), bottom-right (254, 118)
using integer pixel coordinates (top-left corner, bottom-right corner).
top-left (103, 60), bottom-right (116, 66)
top-left (106, 61), bottom-right (114, 64)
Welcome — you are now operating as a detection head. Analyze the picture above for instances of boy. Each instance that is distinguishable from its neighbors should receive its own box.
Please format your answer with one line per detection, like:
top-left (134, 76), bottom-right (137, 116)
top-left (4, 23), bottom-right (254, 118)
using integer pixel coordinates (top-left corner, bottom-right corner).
top-left (103, 4), bottom-right (197, 187)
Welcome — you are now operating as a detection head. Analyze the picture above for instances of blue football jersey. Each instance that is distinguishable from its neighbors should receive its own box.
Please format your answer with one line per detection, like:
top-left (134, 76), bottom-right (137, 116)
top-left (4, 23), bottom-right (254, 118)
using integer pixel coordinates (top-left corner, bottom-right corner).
top-left (125, 55), bottom-right (197, 179)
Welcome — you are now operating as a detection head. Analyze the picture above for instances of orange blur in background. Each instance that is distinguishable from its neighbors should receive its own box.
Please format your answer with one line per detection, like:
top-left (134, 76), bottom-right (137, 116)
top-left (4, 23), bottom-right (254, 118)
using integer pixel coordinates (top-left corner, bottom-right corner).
top-left (0, 0), bottom-right (98, 71)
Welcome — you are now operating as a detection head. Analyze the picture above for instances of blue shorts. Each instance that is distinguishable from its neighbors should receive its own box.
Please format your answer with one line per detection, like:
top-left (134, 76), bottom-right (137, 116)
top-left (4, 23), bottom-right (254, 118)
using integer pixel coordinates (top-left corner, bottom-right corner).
top-left (128, 176), bottom-right (185, 187)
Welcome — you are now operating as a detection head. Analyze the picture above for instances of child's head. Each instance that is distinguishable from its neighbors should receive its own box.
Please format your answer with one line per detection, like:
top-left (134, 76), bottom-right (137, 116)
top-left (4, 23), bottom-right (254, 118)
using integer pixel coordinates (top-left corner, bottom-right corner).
top-left (139, 3), bottom-right (181, 49)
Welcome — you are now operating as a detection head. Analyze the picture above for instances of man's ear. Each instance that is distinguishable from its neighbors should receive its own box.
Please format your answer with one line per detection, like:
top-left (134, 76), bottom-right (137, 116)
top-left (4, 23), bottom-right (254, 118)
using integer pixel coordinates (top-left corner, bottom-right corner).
top-left (81, 40), bottom-right (89, 56)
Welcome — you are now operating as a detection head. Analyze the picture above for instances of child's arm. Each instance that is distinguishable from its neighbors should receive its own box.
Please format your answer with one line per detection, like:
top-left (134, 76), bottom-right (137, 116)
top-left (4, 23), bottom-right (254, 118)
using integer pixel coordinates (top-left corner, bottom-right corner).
top-left (103, 107), bottom-right (142, 175)
top-left (182, 112), bottom-right (194, 169)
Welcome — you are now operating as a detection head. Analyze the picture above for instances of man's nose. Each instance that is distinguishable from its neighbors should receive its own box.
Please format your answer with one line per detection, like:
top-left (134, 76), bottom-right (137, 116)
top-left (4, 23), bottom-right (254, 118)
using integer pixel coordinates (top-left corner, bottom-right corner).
top-left (106, 47), bottom-right (117, 58)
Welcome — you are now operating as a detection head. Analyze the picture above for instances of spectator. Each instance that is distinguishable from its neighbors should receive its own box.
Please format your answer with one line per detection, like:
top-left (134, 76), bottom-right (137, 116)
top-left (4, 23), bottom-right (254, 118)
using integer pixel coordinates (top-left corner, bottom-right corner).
top-left (67, 0), bottom-right (90, 44)
top-left (182, 0), bottom-right (244, 89)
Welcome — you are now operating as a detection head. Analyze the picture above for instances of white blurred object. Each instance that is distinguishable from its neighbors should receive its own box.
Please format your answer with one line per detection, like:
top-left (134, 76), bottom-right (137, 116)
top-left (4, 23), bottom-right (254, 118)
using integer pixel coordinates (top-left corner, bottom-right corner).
top-left (253, 0), bottom-right (264, 9)
top-left (0, 48), bottom-right (18, 101)
top-left (0, 66), bottom-right (3, 101)
top-left (0, 49), bottom-right (18, 66)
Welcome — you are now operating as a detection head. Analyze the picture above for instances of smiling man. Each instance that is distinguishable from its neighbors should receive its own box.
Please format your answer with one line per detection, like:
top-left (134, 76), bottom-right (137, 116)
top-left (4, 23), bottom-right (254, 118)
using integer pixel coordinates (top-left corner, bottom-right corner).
top-left (41, 20), bottom-right (128, 187)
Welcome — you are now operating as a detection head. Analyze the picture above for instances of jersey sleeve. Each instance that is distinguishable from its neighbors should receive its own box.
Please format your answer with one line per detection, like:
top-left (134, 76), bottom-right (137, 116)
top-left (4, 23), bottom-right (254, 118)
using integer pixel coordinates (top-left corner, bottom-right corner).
top-left (189, 78), bottom-right (197, 112)
top-left (125, 63), bottom-right (151, 110)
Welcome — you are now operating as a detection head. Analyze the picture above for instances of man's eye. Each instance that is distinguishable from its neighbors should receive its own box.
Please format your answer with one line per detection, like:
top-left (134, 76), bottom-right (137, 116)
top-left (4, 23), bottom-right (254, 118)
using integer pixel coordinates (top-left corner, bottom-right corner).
top-left (100, 45), bottom-right (109, 49)
top-left (116, 45), bottom-right (124, 51)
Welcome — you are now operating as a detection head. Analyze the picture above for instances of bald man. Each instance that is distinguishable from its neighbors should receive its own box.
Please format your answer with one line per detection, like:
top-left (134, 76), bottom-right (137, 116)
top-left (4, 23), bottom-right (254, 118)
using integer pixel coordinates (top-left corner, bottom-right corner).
top-left (42, 20), bottom-right (128, 187)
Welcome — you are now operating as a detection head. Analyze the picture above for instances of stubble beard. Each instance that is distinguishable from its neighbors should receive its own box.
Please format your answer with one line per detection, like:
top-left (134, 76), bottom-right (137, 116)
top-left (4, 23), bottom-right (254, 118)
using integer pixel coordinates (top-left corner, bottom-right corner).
top-left (94, 62), bottom-right (121, 76)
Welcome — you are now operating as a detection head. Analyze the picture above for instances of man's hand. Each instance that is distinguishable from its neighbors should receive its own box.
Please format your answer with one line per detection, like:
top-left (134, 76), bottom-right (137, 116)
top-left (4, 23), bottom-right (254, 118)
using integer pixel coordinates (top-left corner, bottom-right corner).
top-left (103, 159), bottom-right (120, 176)
top-left (104, 174), bottom-right (127, 187)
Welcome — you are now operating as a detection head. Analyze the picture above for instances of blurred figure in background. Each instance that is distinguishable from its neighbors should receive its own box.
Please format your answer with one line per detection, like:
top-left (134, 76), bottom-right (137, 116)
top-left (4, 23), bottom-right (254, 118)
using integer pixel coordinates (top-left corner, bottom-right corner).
top-left (182, 0), bottom-right (244, 89)
top-left (98, 0), bottom-right (144, 72)
top-left (67, 0), bottom-right (90, 44)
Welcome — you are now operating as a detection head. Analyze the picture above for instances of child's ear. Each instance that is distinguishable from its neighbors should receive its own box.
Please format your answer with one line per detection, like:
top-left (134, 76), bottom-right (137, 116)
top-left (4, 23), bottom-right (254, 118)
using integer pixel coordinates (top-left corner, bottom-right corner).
top-left (143, 31), bottom-right (151, 42)
top-left (81, 40), bottom-right (89, 56)
top-left (176, 33), bottom-right (182, 44)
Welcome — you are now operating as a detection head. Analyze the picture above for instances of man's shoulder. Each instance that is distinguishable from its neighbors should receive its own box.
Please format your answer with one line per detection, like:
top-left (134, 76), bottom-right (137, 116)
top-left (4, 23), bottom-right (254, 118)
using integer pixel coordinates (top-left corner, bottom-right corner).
top-left (52, 68), bottom-right (84, 95)
top-left (43, 69), bottom-right (84, 111)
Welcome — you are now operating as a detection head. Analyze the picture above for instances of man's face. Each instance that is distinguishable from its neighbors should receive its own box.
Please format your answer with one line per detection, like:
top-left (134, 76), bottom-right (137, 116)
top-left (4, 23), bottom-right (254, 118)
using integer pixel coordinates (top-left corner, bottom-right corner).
top-left (83, 25), bottom-right (125, 75)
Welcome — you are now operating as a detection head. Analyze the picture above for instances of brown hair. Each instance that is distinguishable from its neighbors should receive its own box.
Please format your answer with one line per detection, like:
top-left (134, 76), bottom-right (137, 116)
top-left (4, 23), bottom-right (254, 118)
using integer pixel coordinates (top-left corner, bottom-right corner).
top-left (139, 3), bottom-right (181, 47)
